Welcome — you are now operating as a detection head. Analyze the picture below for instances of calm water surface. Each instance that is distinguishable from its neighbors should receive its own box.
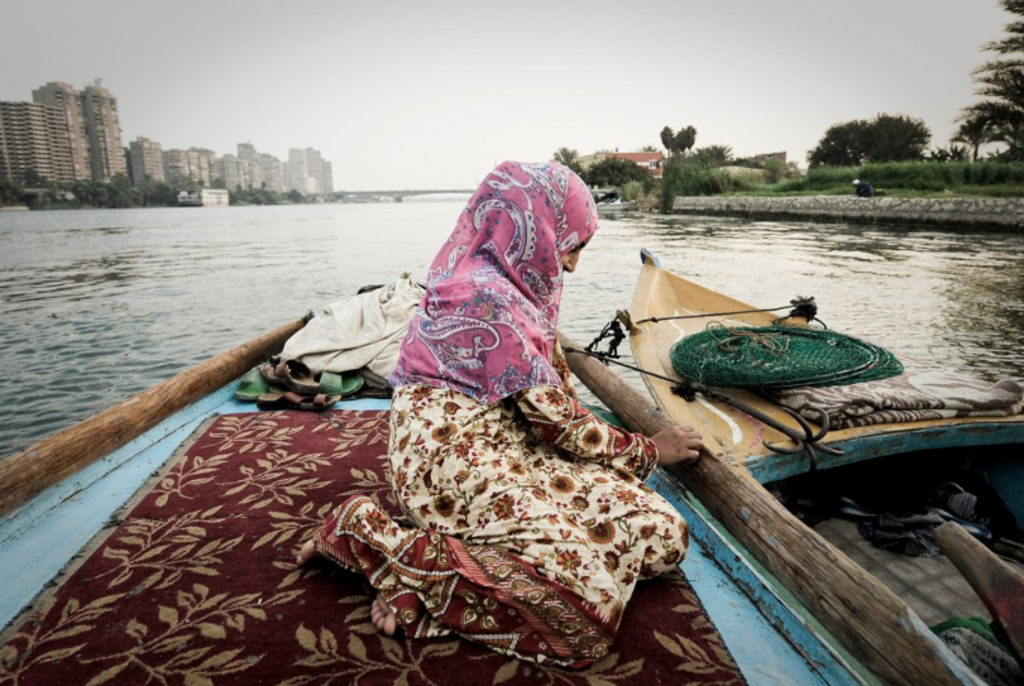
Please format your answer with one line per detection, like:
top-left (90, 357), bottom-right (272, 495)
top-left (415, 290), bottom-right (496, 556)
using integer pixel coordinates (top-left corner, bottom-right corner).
top-left (2, 203), bottom-right (1024, 460)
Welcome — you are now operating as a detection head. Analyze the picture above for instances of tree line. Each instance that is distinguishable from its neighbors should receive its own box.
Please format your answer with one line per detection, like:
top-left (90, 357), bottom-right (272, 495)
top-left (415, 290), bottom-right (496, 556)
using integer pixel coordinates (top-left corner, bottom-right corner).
top-left (551, 0), bottom-right (1023, 202)
top-left (0, 173), bottom-right (307, 209)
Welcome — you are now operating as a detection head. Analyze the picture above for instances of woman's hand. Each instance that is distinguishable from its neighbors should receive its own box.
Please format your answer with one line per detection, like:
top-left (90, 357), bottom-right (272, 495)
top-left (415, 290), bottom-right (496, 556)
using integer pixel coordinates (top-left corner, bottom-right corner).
top-left (652, 425), bottom-right (703, 466)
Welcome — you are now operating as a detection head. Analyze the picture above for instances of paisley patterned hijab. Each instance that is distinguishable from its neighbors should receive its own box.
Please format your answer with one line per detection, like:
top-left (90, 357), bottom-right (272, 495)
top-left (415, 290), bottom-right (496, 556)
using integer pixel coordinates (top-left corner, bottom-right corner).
top-left (389, 161), bottom-right (598, 403)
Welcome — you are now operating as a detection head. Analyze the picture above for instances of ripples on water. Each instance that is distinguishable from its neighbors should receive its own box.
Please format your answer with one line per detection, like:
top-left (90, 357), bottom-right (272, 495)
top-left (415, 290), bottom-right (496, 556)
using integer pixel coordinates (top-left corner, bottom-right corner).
top-left (2, 204), bottom-right (1024, 460)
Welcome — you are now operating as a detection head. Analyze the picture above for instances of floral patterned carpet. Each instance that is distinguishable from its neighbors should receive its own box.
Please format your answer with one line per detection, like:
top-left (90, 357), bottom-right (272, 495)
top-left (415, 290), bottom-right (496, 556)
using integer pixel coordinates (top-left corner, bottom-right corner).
top-left (0, 410), bottom-right (744, 685)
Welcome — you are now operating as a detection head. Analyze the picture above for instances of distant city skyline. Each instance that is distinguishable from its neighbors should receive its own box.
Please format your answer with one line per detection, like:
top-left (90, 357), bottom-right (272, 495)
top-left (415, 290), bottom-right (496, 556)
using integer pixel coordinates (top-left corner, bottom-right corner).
top-left (0, 0), bottom-right (1014, 190)
top-left (1, 80), bottom-right (335, 193)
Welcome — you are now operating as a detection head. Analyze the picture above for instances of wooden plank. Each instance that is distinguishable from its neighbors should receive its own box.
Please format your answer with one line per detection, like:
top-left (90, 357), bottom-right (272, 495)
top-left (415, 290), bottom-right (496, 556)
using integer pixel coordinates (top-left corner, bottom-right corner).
top-left (559, 331), bottom-right (982, 686)
top-left (934, 521), bottom-right (1024, 668)
top-left (0, 317), bottom-right (306, 518)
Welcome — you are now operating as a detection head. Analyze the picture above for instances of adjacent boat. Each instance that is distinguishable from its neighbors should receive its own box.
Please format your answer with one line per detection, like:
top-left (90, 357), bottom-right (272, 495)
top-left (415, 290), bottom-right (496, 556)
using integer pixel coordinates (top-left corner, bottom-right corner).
top-left (626, 249), bottom-right (1024, 485)
top-left (560, 249), bottom-right (1024, 685)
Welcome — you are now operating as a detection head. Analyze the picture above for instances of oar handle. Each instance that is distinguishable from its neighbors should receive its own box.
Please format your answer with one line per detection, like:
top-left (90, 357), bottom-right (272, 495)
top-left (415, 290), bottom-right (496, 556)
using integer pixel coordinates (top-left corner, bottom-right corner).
top-left (934, 522), bottom-right (1024, 668)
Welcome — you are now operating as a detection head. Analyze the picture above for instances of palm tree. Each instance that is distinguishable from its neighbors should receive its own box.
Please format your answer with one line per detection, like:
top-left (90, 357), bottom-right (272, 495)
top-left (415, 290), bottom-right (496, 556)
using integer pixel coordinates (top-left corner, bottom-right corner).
top-left (660, 127), bottom-right (675, 151)
top-left (552, 147), bottom-right (579, 167)
top-left (659, 125), bottom-right (698, 156)
top-left (692, 145), bottom-right (734, 168)
top-left (959, 0), bottom-right (1024, 159)
top-left (953, 114), bottom-right (996, 161)
top-left (675, 126), bottom-right (697, 155)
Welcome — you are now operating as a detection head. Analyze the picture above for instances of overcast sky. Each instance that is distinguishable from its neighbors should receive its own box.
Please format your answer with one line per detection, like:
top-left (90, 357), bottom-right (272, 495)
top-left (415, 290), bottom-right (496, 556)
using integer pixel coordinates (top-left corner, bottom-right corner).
top-left (0, 0), bottom-right (1012, 190)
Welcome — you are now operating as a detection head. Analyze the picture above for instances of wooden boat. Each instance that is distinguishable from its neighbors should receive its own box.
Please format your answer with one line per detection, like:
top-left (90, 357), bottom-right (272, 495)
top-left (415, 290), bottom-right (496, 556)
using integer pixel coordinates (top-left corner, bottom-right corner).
top-left (1, 282), bottom-right (1018, 684)
top-left (628, 249), bottom-right (1024, 485)
top-left (559, 249), bottom-right (1024, 685)
top-left (0, 315), bottom-right (870, 685)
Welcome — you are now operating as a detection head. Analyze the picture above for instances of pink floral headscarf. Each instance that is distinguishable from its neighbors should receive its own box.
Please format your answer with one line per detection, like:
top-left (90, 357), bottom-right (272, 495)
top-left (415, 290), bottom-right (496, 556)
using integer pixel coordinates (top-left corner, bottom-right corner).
top-left (389, 161), bottom-right (598, 403)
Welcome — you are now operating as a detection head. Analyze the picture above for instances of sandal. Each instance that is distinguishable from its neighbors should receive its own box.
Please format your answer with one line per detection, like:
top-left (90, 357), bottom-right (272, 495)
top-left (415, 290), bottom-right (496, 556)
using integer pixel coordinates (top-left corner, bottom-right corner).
top-left (235, 367), bottom-right (281, 401)
top-left (261, 359), bottom-right (320, 395)
top-left (319, 371), bottom-right (365, 397)
top-left (257, 390), bottom-right (341, 411)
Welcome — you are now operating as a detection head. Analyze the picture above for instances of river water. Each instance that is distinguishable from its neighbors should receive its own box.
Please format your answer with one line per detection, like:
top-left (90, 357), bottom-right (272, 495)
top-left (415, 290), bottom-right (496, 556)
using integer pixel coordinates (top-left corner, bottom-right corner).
top-left (3, 202), bottom-right (1024, 461)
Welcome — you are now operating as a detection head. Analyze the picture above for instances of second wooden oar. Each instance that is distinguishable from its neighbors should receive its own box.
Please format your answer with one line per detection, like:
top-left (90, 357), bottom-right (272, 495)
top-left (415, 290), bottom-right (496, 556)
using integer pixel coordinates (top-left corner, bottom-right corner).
top-left (559, 331), bottom-right (981, 686)
top-left (935, 521), bottom-right (1024, 669)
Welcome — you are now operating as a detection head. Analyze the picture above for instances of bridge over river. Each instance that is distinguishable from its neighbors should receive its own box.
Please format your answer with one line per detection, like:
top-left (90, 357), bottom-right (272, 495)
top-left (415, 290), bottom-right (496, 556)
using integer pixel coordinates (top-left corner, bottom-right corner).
top-left (331, 189), bottom-right (474, 203)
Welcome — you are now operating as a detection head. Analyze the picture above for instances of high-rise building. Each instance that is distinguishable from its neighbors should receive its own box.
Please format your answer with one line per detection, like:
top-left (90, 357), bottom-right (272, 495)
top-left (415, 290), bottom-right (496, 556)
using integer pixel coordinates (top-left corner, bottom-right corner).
top-left (322, 160), bottom-right (333, 194)
top-left (237, 142), bottom-right (258, 161)
top-left (187, 148), bottom-right (217, 186)
top-left (162, 148), bottom-right (189, 182)
top-left (128, 137), bottom-right (164, 185)
top-left (0, 101), bottom-right (76, 183)
top-left (260, 153), bottom-right (284, 192)
top-left (163, 147), bottom-right (218, 186)
top-left (285, 147), bottom-right (332, 194)
top-left (31, 82), bottom-right (90, 180)
top-left (285, 148), bottom-right (307, 193)
top-left (221, 154), bottom-right (251, 191)
top-left (79, 81), bottom-right (127, 181)
top-left (236, 143), bottom-right (264, 190)
top-left (305, 148), bottom-right (324, 193)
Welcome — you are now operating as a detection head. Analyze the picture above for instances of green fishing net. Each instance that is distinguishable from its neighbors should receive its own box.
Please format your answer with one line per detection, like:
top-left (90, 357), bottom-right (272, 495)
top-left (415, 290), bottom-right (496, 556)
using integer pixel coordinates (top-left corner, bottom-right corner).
top-left (669, 324), bottom-right (903, 389)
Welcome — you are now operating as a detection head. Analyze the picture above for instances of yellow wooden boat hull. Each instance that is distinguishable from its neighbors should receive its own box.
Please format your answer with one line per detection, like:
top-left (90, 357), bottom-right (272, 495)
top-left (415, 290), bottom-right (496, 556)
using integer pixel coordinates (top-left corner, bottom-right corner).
top-left (629, 249), bottom-right (1024, 483)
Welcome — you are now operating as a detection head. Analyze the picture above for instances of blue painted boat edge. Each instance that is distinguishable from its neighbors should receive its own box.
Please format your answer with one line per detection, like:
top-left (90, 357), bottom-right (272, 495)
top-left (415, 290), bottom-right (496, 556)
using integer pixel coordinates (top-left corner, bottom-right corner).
top-left (650, 470), bottom-right (872, 686)
top-left (639, 247), bottom-right (661, 267)
top-left (746, 423), bottom-right (1024, 485)
top-left (0, 383), bottom-right (241, 632)
top-left (1, 384), bottom-right (236, 540)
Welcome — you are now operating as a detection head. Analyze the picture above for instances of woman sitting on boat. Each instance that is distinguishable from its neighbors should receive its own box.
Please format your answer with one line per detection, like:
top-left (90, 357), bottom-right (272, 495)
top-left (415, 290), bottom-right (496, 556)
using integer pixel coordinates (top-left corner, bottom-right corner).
top-left (297, 160), bottom-right (702, 668)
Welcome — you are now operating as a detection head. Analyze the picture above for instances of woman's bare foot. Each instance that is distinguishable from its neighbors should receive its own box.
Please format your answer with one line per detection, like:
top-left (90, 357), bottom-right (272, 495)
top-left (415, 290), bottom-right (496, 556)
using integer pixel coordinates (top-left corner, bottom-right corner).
top-left (296, 540), bottom-right (322, 566)
top-left (370, 596), bottom-right (399, 636)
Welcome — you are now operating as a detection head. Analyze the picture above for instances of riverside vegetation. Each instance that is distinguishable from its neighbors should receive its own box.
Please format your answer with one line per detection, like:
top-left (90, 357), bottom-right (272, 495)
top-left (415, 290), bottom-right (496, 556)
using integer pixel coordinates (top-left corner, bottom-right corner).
top-left (579, 0), bottom-right (1024, 214)
top-left (0, 174), bottom-right (306, 210)
top-left (656, 159), bottom-right (1024, 213)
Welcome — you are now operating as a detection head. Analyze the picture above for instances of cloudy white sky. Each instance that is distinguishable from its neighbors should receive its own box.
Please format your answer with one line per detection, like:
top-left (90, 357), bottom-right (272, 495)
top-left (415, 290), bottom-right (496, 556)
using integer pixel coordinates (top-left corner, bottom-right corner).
top-left (0, 0), bottom-right (1012, 190)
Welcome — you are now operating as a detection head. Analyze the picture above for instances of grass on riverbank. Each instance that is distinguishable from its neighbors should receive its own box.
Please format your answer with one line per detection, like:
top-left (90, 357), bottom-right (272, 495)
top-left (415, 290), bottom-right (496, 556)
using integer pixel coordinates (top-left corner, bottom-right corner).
top-left (659, 159), bottom-right (1024, 210)
top-left (765, 161), bottom-right (1024, 197)
top-left (739, 184), bottom-right (1024, 199)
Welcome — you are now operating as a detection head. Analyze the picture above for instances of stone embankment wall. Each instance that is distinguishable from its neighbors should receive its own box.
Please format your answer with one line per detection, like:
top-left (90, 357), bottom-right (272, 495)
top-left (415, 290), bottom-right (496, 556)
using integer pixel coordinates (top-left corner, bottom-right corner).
top-left (671, 196), bottom-right (1024, 232)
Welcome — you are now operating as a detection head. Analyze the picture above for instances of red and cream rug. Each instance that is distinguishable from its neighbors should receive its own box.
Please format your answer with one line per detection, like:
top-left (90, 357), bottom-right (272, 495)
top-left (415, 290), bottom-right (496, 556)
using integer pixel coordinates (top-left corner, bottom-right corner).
top-left (0, 410), bottom-right (743, 685)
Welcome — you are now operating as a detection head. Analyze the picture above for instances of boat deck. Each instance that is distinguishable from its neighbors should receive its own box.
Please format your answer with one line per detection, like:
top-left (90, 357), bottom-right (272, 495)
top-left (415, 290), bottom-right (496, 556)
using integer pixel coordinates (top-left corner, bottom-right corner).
top-left (0, 385), bottom-right (863, 686)
top-left (815, 518), bottom-right (1024, 627)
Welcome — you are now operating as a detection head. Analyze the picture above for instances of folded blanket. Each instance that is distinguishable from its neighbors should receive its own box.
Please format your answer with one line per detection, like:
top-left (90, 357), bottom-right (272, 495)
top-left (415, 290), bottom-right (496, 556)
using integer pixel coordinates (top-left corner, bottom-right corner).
top-left (768, 363), bottom-right (1023, 429)
top-left (282, 273), bottom-right (425, 380)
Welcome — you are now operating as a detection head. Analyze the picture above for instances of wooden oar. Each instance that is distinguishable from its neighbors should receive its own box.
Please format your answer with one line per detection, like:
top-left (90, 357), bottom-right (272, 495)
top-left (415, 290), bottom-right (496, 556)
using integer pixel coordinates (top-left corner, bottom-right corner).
top-left (0, 317), bottom-right (307, 518)
top-left (559, 331), bottom-right (982, 686)
top-left (934, 521), bottom-right (1024, 669)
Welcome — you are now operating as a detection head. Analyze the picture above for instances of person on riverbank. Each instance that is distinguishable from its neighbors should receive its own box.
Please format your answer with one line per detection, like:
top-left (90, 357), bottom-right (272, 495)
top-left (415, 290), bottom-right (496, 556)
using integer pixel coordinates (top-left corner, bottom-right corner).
top-left (853, 178), bottom-right (875, 197)
top-left (297, 160), bottom-right (702, 668)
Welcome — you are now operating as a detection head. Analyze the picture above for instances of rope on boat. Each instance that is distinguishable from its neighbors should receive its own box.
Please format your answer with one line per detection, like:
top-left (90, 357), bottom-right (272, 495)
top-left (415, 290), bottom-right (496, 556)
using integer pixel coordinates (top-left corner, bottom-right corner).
top-left (574, 295), bottom-right (855, 471)
top-left (563, 345), bottom-right (843, 471)
top-left (631, 296), bottom-right (823, 327)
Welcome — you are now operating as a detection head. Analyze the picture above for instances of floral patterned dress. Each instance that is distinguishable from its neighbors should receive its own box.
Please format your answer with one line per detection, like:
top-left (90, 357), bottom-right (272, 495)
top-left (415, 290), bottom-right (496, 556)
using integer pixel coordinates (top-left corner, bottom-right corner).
top-left (314, 344), bottom-right (689, 668)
